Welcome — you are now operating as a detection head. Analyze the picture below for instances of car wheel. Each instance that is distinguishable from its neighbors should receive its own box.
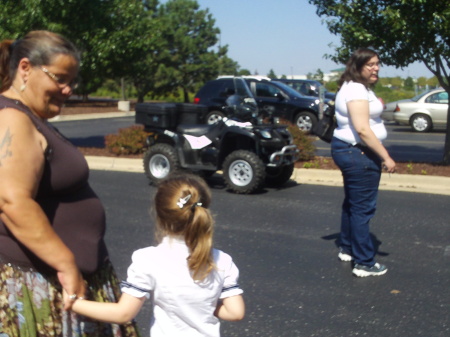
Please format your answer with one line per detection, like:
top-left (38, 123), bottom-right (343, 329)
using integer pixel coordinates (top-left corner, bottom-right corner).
top-left (410, 114), bottom-right (432, 132)
top-left (205, 111), bottom-right (225, 124)
top-left (265, 164), bottom-right (295, 187)
top-left (143, 143), bottom-right (179, 185)
top-left (223, 150), bottom-right (266, 194)
top-left (295, 111), bottom-right (318, 132)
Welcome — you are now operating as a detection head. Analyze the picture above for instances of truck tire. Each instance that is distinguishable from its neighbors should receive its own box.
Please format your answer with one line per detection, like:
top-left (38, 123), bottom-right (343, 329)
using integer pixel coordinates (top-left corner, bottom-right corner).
top-left (265, 164), bottom-right (295, 187)
top-left (223, 150), bottom-right (266, 194)
top-left (143, 144), bottom-right (179, 185)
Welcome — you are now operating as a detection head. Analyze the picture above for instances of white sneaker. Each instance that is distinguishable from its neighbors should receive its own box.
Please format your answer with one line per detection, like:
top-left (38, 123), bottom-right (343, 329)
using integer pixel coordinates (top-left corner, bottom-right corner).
top-left (338, 248), bottom-right (353, 262)
top-left (352, 263), bottom-right (388, 277)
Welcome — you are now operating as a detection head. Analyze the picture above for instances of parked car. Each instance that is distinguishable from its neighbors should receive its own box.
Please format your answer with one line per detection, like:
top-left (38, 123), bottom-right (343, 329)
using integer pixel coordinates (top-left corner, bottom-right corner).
top-left (194, 76), bottom-right (333, 132)
top-left (243, 76), bottom-right (333, 132)
top-left (275, 78), bottom-right (336, 101)
top-left (383, 88), bottom-right (448, 132)
top-left (193, 77), bottom-right (258, 124)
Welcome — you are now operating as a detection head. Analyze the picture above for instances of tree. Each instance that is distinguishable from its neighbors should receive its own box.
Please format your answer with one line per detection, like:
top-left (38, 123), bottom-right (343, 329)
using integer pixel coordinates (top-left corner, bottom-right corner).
top-left (427, 76), bottom-right (440, 88)
top-left (0, 0), bottom-right (154, 100)
top-left (391, 76), bottom-right (403, 88)
top-left (238, 69), bottom-right (252, 76)
top-left (149, 0), bottom-right (222, 103)
top-left (417, 76), bottom-right (428, 88)
top-left (311, 68), bottom-right (324, 82)
top-left (309, 0), bottom-right (450, 163)
top-left (267, 69), bottom-right (277, 79)
top-left (404, 77), bottom-right (415, 90)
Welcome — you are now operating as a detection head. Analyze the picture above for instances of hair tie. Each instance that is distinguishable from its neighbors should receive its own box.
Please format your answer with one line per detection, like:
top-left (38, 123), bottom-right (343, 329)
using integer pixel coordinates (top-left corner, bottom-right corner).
top-left (177, 194), bottom-right (191, 209)
top-left (191, 202), bottom-right (202, 210)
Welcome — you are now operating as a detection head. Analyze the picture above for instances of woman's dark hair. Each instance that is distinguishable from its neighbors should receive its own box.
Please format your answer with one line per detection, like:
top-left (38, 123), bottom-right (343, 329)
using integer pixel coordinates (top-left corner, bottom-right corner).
top-left (338, 48), bottom-right (379, 89)
top-left (0, 30), bottom-right (80, 92)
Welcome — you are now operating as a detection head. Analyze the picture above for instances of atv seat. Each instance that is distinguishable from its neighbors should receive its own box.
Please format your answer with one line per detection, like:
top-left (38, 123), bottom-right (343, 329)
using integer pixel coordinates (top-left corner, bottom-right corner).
top-left (177, 123), bottom-right (223, 138)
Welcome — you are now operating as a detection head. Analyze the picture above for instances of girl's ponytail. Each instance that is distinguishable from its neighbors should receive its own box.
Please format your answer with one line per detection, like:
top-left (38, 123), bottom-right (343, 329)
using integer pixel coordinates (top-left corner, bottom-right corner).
top-left (154, 174), bottom-right (215, 281)
top-left (185, 204), bottom-right (215, 281)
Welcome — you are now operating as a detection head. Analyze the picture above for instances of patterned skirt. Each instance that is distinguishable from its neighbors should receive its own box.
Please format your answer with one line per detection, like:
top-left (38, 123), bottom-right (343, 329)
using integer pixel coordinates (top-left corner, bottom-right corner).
top-left (0, 259), bottom-right (141, 337)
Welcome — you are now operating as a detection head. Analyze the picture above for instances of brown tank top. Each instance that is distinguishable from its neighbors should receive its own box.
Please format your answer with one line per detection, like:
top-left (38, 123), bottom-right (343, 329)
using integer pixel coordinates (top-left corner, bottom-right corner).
top-left (0, 95), bottom-right (108, 274)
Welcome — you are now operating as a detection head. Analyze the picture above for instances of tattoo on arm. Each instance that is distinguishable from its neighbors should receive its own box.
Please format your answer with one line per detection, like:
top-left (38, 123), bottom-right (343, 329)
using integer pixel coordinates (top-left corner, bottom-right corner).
top-left (0, 128), bottom-right (13, 166)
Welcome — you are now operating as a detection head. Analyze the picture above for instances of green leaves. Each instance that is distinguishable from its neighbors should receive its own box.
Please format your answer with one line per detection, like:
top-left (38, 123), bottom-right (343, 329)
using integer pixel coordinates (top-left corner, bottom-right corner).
top-left (308, 0), bottom-right (450, 162)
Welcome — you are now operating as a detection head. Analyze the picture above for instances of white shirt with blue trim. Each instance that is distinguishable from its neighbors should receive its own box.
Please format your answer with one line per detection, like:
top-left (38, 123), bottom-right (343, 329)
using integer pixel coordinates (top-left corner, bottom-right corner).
top-left (121, 236), bottom-right (243, 337)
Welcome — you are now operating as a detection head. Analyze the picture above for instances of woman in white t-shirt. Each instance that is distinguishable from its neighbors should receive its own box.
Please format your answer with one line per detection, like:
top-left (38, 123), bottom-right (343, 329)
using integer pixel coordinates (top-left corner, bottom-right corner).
top-left (65, 173), bottom-right (245, 336)
top-left (331, 48), bottom-right (396, 277)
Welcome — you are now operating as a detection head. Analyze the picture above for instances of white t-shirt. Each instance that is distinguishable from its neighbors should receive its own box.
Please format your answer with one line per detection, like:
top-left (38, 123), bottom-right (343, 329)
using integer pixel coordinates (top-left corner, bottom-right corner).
top-left (333, 81), bottom-right (387, 145)
top-left (121, 236), bottom-right (243, 337)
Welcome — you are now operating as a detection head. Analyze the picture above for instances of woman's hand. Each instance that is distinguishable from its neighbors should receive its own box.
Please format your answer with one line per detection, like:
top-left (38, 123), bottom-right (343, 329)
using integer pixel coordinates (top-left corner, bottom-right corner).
top-left (383, 157), bottom-right (396, 173)
top-left (58, 266), bottom-right (86, 310)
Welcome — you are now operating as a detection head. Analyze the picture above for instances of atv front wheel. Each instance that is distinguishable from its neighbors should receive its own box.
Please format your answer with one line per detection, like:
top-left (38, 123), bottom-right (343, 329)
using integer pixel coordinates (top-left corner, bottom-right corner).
top-left (265, 164), bottom-right (294, 187)
top-left (144, 144), bottom-right (179, 185)
top-left (223, 150), bottom-right (265, 194)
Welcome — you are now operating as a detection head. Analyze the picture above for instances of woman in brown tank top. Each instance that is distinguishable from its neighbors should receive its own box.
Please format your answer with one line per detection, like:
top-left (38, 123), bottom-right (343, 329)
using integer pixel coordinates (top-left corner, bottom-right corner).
top-left (0, 31), bottom-right (139, 337)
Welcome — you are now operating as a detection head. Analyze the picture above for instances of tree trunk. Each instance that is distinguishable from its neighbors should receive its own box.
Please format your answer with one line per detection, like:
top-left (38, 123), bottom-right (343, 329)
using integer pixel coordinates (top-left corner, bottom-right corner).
top-left (121, 77), bottom-right (127, 101)
top-left (443, 103), bottom-right (450, 165)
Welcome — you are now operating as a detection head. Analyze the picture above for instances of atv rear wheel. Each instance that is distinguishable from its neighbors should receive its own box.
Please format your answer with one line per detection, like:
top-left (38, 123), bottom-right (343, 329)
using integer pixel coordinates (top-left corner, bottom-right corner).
top-left (223, 150), bottom-right (265, 194)
top-left (265, 164), bottom-right (294, 187)
top-left (144, 144), bottom-right (179, 185)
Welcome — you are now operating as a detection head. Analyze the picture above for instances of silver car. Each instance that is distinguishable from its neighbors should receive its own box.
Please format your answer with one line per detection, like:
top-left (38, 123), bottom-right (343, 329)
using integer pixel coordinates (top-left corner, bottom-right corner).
top-left (383, 88), bottom-right (448, 132)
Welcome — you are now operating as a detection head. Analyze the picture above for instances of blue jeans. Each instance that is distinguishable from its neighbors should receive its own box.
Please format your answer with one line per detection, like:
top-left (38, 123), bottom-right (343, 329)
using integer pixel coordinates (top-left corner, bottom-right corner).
top-left (331, 137), bottom-right (382, 266)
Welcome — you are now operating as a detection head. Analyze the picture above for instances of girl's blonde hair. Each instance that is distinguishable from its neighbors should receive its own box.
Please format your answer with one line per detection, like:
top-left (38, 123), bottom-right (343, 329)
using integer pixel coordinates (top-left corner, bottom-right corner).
top-left (154, 173), bottom-right (215, 281)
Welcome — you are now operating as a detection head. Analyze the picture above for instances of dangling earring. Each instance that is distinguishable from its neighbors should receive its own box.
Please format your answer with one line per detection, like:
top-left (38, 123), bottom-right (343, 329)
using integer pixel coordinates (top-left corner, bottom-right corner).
top-left (20, 83), bottom-right (26, 92)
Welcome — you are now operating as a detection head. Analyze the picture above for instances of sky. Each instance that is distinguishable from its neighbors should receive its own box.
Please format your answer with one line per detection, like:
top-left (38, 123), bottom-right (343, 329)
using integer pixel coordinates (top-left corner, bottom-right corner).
top-left (193, 0), bottom-right (432, 79)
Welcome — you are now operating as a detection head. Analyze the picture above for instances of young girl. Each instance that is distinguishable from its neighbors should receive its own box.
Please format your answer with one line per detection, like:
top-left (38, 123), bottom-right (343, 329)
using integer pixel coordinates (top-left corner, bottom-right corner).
top-left (65, 173), bottom-right (245, 336)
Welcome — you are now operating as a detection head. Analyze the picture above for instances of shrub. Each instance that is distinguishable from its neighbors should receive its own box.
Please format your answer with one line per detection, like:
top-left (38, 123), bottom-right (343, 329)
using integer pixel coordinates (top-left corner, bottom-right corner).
top-left (284, 122), bottom-right (316, 161)
top-left (105, 125), bottom-right (151, 155)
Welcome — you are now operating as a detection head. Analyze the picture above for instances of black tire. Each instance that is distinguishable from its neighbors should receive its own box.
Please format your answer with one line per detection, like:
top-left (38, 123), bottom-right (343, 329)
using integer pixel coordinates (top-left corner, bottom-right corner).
top-left (143, 144), bottom-right (179, 185)
top-left (265, 164), bottom-right (295, 187)
top-left (410, 114), bottom-right (432, 132)
top-left (222, 150), bottom-right (266, 194)
top-left (205, 110), bottom-right (225, 125)
top-left (295, 111), bottom-right (318, 132)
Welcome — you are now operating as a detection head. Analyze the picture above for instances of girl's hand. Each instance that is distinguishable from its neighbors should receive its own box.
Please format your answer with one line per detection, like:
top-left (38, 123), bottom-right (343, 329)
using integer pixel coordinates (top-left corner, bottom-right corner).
top-left (58, 268), bottom-right (86, 310)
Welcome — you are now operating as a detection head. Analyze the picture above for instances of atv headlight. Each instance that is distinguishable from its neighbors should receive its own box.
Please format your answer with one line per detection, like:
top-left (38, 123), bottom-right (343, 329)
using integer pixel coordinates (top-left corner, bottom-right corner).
top-left (259, 129), bottom-right (272, 139)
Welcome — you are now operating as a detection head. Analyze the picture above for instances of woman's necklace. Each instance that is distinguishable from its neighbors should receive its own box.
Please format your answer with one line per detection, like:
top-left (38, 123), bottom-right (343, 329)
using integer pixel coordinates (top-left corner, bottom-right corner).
top-left (9, 85), bottom-right (22, 97)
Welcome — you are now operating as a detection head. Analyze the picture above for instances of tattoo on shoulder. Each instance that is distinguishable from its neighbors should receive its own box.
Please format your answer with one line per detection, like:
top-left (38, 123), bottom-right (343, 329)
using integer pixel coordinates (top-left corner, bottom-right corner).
top-left (0, 128), bottom-right (13, 166)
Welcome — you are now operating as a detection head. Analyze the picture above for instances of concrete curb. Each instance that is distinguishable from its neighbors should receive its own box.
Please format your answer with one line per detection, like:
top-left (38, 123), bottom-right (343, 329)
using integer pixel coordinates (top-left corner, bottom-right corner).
top-left (50, 111), bottom-right (135, 122)
top-left (86, 156), bottom-right (450, 196)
